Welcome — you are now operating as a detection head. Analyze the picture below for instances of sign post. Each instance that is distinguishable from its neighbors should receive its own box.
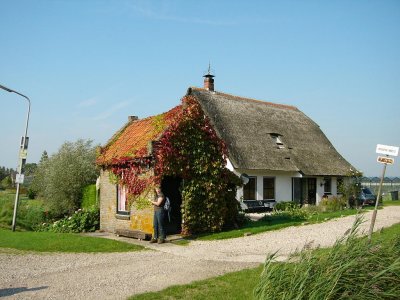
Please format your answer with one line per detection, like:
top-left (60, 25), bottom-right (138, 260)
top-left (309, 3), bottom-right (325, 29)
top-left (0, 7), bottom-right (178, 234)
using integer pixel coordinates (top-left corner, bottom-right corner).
top-left (368, 144), bottom-right (399, 241)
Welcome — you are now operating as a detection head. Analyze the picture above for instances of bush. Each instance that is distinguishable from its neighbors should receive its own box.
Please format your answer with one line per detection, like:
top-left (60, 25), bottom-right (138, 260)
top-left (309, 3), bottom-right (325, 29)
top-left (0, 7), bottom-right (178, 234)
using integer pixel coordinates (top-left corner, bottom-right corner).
top-left (31, 139), bottom-right (99, 217)
top-left (81, 184), bottom-right (97, 209)
top-left (254, 218), bottom-right (400, 300)
top-left (17, 204), bottom-right (49, 230)
top-left (270, 209), bottom-right (311, 221)
top-left (35, 207), bottom-right (99, 233)
top-left (274, 201), bottom-right (301, 212)
top-left (27, 188), bottom-right (37, 199)
top-left (1, 176), bottom-right (13, 189)
top-left (319, 196), bottom-right (347, 212)
top-left (0, 193), bottom-right (48, 230)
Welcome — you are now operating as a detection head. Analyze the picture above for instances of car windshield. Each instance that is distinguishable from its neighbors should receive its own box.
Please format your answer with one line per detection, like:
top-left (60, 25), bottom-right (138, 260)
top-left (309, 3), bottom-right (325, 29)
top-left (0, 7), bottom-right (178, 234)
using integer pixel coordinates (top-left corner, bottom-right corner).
top-left (362, 188), bottom-right (373, 195)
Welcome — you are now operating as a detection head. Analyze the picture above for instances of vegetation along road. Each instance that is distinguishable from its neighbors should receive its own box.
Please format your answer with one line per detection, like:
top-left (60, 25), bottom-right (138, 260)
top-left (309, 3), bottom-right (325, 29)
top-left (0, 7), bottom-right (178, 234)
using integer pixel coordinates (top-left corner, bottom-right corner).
top-left (1, 206), bottom-right (399, 299)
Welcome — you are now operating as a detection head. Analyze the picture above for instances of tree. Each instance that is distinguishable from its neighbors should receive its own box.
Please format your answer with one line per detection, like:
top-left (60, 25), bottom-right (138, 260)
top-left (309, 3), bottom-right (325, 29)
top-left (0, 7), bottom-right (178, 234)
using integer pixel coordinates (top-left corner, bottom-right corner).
top-left (338, 170), bottom-right (363, 208)
top-left (30, 151), bottom-right (50, 197)
top-left (23, 163), bottom-right (37, 176)
top-left (31, 140), bottom-right (99, 216)
top-left (0, 166), bottom-right (15, 182)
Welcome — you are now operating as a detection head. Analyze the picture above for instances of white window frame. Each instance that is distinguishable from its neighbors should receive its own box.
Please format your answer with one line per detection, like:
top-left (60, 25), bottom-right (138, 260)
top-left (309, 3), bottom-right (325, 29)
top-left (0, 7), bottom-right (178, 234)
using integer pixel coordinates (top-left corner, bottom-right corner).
top-left (263, 177), bottom-right (275, 200)
top-left (116, 185), bottom-right (129, 215)
top-left (243, 176), bottom-right (257, 200)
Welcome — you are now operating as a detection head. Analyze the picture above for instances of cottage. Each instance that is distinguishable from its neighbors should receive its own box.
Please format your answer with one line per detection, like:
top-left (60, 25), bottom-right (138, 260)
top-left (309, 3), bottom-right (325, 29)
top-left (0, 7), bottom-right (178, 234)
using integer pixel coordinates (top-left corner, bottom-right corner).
top-left (96, 74), bottom-right (354, 238)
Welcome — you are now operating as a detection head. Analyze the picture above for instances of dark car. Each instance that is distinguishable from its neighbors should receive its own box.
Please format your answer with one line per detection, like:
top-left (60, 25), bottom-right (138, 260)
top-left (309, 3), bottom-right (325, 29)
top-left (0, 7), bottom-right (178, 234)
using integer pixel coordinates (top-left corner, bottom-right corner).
top-left (359, 188), bottom-right (376, 206)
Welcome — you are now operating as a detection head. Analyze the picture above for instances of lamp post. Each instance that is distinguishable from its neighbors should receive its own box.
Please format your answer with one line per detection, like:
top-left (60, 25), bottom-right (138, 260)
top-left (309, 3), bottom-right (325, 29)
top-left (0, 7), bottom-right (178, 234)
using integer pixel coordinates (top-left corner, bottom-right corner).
top-left (0, 84), bottom-right (31, 232)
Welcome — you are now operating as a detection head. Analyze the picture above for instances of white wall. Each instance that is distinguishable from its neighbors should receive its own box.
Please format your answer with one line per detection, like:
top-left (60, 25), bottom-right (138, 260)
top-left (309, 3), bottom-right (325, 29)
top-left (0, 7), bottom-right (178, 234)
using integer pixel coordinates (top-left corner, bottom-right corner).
top-left (235, 168), bottom-right (302, 202)
top-left (316, 176), bottom-right (339, 204)
top-left (227, 158), bottom-right (342, 205)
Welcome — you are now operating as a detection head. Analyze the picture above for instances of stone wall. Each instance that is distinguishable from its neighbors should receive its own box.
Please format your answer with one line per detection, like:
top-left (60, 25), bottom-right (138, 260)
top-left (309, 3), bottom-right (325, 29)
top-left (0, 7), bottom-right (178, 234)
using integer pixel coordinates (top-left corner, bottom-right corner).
top-left (99, 169), bottom-right (154, 235)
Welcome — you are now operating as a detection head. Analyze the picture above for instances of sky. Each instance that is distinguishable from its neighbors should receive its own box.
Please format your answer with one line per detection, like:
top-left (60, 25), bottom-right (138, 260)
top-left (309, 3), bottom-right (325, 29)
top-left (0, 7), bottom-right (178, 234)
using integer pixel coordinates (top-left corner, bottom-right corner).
top-left (0, 0), bottom-right (399, 177)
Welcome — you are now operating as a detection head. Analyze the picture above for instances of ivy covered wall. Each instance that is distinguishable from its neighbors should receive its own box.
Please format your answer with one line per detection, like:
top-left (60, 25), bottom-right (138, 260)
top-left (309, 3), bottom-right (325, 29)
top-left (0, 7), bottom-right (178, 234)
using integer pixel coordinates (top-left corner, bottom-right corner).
top-left (107, 95), bottom-right (241, 234)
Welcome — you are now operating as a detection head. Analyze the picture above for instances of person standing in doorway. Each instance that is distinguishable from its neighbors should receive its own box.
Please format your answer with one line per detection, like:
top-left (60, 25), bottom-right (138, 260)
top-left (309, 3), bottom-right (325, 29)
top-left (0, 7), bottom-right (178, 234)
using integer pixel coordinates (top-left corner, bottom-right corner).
top-left (149, 186), bottom-right (166, 244)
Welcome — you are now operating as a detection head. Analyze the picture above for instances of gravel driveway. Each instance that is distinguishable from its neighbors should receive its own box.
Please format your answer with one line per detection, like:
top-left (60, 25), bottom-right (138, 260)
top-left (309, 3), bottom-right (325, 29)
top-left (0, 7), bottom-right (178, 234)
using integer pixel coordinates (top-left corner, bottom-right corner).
top-left (1, 206), bottom-right (399, 300)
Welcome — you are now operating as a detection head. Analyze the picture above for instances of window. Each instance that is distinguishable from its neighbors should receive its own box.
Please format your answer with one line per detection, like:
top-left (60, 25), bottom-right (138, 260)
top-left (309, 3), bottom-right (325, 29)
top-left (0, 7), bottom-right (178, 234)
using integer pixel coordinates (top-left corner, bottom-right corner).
top-left (337, 177), bottom-right (343, 194)
top-left (324, 177), bottom-right (332, 195)
top-left (243, 176), bottom-right (257, 200)
top-left (263, 177), bottom-right (275, 200)
top-left (271, 134), bottom-right (285, 149)
top-left (116, 185), bottom-right (129, 215)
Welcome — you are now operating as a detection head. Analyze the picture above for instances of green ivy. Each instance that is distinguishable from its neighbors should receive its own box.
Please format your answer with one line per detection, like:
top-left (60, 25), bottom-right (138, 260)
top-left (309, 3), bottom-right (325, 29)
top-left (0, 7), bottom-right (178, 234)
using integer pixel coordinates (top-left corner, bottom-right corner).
top-left (154, 96), bottom-right (242, 234)
top-left (106, 95), bottom-right (242, 234)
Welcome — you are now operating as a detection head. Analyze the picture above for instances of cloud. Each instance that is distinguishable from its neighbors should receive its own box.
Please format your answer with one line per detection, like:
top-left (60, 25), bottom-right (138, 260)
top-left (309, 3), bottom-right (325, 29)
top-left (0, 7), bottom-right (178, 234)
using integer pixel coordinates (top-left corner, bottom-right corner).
top-left (92, 101), bottom-right (130, 121)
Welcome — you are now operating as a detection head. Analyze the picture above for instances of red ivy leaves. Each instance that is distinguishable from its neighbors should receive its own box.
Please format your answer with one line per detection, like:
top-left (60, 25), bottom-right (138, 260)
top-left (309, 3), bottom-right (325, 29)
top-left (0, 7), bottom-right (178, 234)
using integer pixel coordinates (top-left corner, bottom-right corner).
top-left (109, 95), bottom-right (238, 234)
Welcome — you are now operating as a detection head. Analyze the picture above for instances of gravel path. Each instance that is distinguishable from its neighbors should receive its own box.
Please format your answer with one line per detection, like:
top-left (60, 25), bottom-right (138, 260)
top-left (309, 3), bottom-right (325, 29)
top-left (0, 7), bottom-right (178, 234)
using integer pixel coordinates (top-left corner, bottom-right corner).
top-left (1, 206), bottom-right (399, 299)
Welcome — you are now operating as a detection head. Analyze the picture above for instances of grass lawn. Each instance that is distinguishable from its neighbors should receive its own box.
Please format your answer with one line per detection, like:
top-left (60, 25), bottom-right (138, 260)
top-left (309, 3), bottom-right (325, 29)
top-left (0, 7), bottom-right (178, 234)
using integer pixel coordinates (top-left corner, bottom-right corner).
top-left (383, 198), bottom-right (400, 206)
top-left (129, 265), bottom-right (264, 300)
top-left (0, 190), bottom-right (46, 230)
top-left (0, 229), bottom-right (144, 253)
top-left (195, 208), bottom-right (374, 241)
top-left (130, 222), bottom-right (400, 300)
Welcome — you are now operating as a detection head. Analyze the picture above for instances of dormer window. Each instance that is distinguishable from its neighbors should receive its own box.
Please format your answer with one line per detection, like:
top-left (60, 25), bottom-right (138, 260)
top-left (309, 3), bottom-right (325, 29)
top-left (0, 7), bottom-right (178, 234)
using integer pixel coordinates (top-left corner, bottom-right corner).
top-left (270, 134), bottom-right (285, 149)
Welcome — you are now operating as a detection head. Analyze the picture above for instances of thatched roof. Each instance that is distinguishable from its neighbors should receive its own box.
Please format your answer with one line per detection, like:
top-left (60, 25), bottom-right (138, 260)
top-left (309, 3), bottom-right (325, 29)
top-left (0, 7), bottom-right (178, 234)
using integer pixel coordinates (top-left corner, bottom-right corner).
top-left (188, 87), bottom-right (354, 176)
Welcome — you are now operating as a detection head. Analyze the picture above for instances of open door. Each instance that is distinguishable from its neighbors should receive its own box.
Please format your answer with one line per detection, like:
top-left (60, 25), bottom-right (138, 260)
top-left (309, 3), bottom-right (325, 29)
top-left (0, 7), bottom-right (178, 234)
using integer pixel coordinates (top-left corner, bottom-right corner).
top-left (293, 178), bottom-right (317, 205)
top-left (161, 176), bottom-right (182, 234)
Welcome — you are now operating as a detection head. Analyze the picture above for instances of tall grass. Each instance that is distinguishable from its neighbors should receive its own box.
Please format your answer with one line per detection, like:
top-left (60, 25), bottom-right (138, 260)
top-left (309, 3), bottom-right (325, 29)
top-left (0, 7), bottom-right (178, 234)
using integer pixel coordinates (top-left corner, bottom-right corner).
top-left (0, 191), bottom-right (48, 230)
top-left (254, 217), bottom-right (400, 300)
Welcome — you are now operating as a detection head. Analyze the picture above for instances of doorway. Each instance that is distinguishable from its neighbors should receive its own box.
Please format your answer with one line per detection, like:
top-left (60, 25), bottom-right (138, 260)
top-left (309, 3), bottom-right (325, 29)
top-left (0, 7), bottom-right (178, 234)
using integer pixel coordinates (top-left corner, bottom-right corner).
top-left (293, 178), bottom-right (316, 205)
top-left (161, 176), bottom-right (182, 234)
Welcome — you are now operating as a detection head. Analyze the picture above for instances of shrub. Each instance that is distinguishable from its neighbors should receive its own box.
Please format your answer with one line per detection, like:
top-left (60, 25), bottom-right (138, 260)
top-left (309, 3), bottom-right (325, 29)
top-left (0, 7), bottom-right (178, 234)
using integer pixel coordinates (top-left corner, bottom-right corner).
top-left (17, 204), bottom-right (48, 230)
top-left (274, 201), bottom-right (300, 212)
top-left (0, 194), bottom-right (48, 230)
top-left (254, 217), bottom-right (400, 300)
top-left (271, 209), bottom-right (310, 221)
top-left (35, 207), bottom-right (99, 233)
top-left (27, 188), bottom-right (37, 199)
top-left (31, 139), bottom-right (99, 217)
top-left (319, 196), bottom-right (347, 212)
top-left (81, 184), bottom-right (97, 209)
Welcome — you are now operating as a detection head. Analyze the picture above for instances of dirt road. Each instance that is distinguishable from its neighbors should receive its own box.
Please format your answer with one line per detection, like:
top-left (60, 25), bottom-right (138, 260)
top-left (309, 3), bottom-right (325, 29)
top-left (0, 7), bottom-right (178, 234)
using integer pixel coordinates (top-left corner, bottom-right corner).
top-left (1, 206), bottom-right (399, 299)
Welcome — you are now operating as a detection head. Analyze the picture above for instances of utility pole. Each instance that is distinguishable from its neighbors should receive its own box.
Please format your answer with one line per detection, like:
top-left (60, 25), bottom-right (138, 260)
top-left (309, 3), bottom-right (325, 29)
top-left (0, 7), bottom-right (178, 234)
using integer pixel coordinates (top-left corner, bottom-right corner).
top-left (0, 84), bottom-right (31, 231)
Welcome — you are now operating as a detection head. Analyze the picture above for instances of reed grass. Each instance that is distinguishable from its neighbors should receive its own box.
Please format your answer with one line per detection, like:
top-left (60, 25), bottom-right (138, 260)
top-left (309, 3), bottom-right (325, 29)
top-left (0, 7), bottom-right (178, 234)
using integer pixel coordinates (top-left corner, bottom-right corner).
top-left (254, 216), bottom-right (400, 299)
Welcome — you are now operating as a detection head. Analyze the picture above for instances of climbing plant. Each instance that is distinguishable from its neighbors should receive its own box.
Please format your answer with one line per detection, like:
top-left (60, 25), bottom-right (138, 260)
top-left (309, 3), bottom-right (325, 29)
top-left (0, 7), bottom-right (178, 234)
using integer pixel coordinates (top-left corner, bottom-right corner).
top-left (109, 95), bottom-right (241, 234)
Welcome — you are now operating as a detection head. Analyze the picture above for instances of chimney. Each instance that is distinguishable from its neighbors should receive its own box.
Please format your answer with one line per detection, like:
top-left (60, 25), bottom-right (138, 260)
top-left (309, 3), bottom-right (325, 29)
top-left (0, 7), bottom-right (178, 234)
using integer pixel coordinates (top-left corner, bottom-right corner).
top-left (203, 63), bottom-right (215, 91)
top-left (128, 116), bottom-right (138, 122)
top-left (203, 73), bottom-right (215, 91)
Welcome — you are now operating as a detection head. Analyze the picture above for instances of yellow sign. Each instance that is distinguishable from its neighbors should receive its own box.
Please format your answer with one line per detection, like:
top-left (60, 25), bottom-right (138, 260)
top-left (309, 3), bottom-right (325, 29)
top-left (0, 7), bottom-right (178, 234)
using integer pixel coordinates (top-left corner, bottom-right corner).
top-left (377, 156), bottom-right (394, 165)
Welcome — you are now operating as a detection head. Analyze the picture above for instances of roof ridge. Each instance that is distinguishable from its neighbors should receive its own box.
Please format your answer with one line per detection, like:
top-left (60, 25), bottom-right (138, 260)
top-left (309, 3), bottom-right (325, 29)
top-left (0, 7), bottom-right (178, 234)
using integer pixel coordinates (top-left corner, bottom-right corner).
top-left (190, 86), bottom-right (299, 111)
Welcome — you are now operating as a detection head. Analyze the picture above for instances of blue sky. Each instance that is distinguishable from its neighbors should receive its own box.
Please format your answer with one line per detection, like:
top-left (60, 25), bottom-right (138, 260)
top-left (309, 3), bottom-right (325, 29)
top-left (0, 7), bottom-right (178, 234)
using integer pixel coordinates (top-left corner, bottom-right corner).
top-left (1, 0), bottom-right (399, 176)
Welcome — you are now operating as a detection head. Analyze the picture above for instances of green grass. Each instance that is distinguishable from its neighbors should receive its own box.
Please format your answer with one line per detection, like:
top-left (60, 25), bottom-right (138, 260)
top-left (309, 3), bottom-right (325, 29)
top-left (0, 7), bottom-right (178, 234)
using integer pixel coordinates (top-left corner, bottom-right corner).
top-left (0, 190), bottom-right (47, 230)
top-left (81, 184), bottom-right (97, 209)
top-left (0, 229), bottom-right (144, 253)
top-left (196, 208), bottom-right (372, 241)
top-left (383, 198), bottom-right (400, 206)
top-left (129, 265), bottom-right (264, 300)
top-left (130, 222), bottom-right (400, 300)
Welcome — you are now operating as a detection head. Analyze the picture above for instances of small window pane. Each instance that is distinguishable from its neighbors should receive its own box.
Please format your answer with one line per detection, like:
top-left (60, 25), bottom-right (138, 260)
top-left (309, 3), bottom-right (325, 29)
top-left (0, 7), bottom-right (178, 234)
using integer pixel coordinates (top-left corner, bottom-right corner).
top-left (263, 177), bottom-right (275, 200)
top-left (324, 178), bottom-right (332, 194)
top-left (117, 185), bottom-right (128, 213)
top-left (243, 177), bottom-right (256, 200)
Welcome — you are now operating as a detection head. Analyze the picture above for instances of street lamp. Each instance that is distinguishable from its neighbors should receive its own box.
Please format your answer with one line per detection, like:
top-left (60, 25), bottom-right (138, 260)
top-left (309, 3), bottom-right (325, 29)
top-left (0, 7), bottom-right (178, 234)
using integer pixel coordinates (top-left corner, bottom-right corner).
top-left (0, 84), bottom-right (31, 231)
